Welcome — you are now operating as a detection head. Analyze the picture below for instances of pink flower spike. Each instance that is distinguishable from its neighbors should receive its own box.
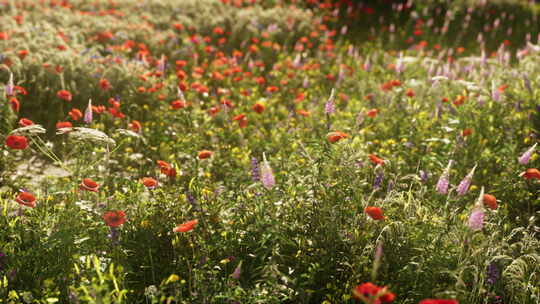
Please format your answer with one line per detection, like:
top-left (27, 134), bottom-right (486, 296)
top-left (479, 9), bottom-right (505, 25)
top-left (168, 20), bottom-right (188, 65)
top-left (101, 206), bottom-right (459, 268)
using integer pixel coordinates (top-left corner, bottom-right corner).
top-left (84, 99), bottom-right (93, 124)
top-left (457, 165), bottom-right (477, 196)
top-left (468, 208), bottom-right (485, 231)
top-left (518, 143), bottom-right (537, 165)
top-left (436, 160), bottom-right (453, 194)
top-left (260, 153), bottom-right (275, 190)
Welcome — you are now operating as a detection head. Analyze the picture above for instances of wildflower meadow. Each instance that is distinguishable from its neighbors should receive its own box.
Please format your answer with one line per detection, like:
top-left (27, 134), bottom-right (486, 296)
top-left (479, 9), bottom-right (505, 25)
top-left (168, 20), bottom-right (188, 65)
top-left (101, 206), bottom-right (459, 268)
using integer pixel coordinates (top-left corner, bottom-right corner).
top-left (0, 0), bottom-right (539, 303)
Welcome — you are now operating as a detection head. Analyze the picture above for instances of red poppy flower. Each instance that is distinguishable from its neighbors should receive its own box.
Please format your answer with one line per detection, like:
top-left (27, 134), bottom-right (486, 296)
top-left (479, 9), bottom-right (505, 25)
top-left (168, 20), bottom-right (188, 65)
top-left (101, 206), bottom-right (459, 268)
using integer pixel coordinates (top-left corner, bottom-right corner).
top-left (352, 282), bottom-right (394, 303)
top-left (9, 97), bottom-right (19, 112)
top-left (129, 120), bottom-right (142, 133)
top-left (521, 168), bottom-right (540, 180)
top-left (173, 219), bottom-right (198, 232)
top-left (19, 118), bottom-right (34, 127)
top-left (297, 109), bottom-right (310, 117)
top-left (80, 178), bottom-right (99, 192)
top-left (103, 210), bottom-right (126, 227)
top-left (365, 206), bottom-right (385, 220)
top-left (327, 131), bottom-right (348, 143)
top-left (99, 79), bottom-right (112, 91)
top-left (198, 150), bottom-right (213, 159)
top-left (56, 121), bottom-right (72, 129)
top-left (453, 95), bottom-right (465, 106)
top-left (5, 135), bottom-right (28, 150)
top-left (142, 177), bottom-right (158, 189)
top-left (483, 194), bottom-right (498, 210)
top-left (369, 154), bottom-right (385, 166)
top-left (57, 90), bottom-right (72, 101)
top-left (252, 102), bottom-right (265, 114)
top-left (419, 300), bottom-right (458, 304)
top-left (232, 114), bottom-right (246, 121)
top-left (367, 108), bottom-right (379, 118)
top-left (157, 161), bottom-right (177, 178)
top-left (462, 128), bottom-right (473, 137)
top-left (406, 88), bottom-right (415, 97)
top-left (16, 192), bottom-right (36, 208)
top-left (69, 108), bottom-right (83, 121)
top-left (170, 100), bottom-right (186, 109)
top-left (17, 50), bottom-right (29, 60)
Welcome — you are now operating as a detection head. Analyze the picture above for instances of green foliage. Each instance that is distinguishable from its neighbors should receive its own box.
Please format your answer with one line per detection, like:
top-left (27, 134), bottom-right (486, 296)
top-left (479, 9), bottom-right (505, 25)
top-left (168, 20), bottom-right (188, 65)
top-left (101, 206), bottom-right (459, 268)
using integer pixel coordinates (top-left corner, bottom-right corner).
top-left (0, 0), bottom-right (539, 303)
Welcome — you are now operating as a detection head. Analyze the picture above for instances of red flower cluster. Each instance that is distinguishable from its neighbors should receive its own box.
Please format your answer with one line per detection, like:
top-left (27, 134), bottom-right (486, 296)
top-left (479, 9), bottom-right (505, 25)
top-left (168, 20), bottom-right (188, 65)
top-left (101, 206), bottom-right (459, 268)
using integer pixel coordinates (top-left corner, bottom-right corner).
top-left (352, 282), bottom-right (395, 303)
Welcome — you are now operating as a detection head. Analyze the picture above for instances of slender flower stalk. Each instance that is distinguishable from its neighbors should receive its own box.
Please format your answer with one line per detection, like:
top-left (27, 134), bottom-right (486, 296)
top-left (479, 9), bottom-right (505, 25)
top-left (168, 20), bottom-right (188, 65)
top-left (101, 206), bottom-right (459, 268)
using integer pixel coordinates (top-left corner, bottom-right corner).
top-left (457, 165), bottom-right (477, 196)
top-left (518, 143), bottom-right (537, 165)
top-left (260, 153), bottom-right (275, 190)
top-left (251, 157), bottom-right (260, 182)
top-left (523, 73), bottom-right (533, 94)
top-left (436, 160), bottom-right (453, 194)
top-left (84, 99), bottom-right (93, 124)
top-left (324, 88), bottom-right (336, 115)
top-left (373, 170), bottom-right (384, 190)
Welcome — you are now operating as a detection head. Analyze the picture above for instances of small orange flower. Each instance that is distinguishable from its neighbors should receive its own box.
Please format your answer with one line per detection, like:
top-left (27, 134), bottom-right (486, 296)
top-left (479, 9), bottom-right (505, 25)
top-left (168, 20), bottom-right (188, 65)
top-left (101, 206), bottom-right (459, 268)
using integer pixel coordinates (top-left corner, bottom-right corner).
top-left (103, 210), bottom-right (126, 227)
top-left (129, 120), bottom-right (142, 133)
top-left (142, 177), bottom-right (158, 189)
top-left (369, 154), bottom-right (385, 166)
top-left (16, 192), bottom-right (36, 208)
top-left (173, 219), bottom-right (198, 232)
top-left (521, 168), bottom-right (540, 180)
top-left (252, 102), bottom-right (265, 114)
top-left (367, 109), bottom-right (379, 118)
top-left (462, 128), bottom-right (473, 137)
top-left (453, 95), bottom-right (466, 106)
top-left (327, 131), bottom-right (348, 143)
top-left (405, 88), bottom-right (415, 97)
top-left (483, 194), bottom-right (498, 210)
top-left (365, 206), bottom-right (385, 220)
top-left (99, 79), bottom-right (112, 91)
top-left (198, 150), bottom-right (213, 159)
top-left (170, 100), bottom-right (186, 109)
top-left (9, 97), bottom-right (19, 112)
top-left (57, 90), bottom-right (72, 102)
top-left (80, 178), bottom-right (99, 192)
top-left (56, 121), bottom-right (72, 129)
top-left (19, 118), bottom-right (34, 127)
top-left (69, 108), bottom-right (83, 121)
top-left (296, 109), bottom-right (310, 117)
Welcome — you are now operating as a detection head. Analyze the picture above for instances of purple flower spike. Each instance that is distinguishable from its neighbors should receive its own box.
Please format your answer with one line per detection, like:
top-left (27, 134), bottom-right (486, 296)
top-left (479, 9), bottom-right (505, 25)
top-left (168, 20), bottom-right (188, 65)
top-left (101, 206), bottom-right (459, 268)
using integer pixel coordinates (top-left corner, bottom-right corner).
top-left (260, 153), bottom-right (275, 190)
top-left (324, 89), bottom-right (336, 115)
top-left (518, 143), bottom-right (537, 165)
top-left (457, 165), bottom-right (477, 196)
top-left (5, 72), bottom-right (13, 96)
top-left (436, 160), bottom-right (453, 194)
top-left (84, 99), bottom-right (93, 124)
top-left (231, 262), bottom-right (242, 280)
top-left (468, 208), bottom-right (484, 231)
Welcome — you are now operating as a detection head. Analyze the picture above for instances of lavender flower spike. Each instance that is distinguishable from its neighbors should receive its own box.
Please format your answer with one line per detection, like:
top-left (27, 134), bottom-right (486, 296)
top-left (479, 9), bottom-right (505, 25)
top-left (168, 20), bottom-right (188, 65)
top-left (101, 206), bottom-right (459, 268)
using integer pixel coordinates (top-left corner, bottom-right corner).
top-left (324, 88), bottom-right (336, 114)
top-left (518, 143), bottom-right (537, 165)
top-left (260, 153), bottom-right (275, 190)
top-left (5, 72), bottom-right (13, 96)
top-left (436, 160), bottom-right (453, 194)
top-left (84, 99), bottom-right (93, 124)
top-left (457, 164), bottom-right (477, 196)
top-left (231, 261), bottom-right (242, 280)
top-left (468, 208), bottom-right (485, 231)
